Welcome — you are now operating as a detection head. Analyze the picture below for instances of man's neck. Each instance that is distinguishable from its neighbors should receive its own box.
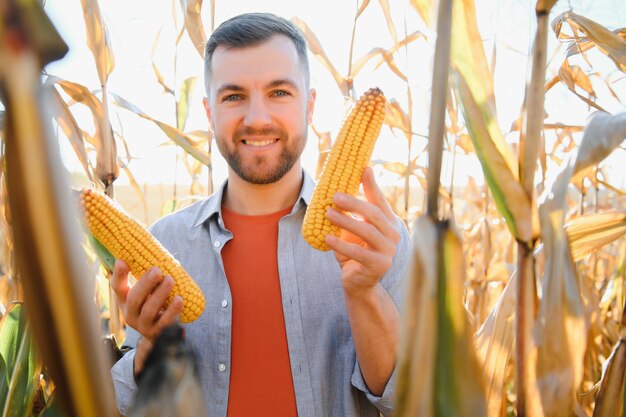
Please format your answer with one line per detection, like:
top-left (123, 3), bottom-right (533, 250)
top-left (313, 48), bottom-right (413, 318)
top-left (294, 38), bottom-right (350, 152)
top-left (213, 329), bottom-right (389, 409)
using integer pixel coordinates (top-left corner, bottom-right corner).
top-left (222, 166), bottom-right (303, 215)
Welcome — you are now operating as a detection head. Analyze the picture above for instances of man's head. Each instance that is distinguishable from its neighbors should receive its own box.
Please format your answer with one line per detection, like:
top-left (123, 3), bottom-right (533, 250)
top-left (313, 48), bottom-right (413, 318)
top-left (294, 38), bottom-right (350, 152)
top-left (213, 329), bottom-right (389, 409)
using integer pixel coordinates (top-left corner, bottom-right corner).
top-left (204, 13), bottom-right (310, 96)
top-left (202, 13), bottom-right (316, 186)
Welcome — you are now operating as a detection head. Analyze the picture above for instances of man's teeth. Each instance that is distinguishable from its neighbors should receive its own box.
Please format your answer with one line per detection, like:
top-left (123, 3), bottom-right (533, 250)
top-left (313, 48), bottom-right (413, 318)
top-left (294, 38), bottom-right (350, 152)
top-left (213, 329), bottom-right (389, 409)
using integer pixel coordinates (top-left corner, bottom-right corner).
top-left (244, 139), bottom-right (275, 147)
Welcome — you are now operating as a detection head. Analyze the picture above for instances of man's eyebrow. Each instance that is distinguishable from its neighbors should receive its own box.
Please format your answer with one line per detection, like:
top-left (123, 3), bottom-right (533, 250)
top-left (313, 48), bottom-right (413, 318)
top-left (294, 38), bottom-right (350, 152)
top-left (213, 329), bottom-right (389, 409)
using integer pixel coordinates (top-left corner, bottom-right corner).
top-left (267, 79), bottom-right (299, 90)
top-left (215, 84), bottom-right (244, 97)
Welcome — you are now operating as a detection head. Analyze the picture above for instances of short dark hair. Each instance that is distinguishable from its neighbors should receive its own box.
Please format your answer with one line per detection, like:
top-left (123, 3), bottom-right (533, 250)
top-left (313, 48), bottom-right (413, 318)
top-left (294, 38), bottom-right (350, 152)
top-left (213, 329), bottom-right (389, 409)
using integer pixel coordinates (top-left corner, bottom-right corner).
top-left (204, 12), bottom-right (310, 95)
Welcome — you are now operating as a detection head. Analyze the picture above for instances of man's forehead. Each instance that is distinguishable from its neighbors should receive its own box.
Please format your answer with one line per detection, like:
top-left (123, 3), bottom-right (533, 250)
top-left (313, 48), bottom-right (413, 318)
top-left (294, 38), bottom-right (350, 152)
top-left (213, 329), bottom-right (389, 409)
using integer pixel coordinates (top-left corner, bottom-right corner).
top-left (208, 35), bottom-right (306, 92)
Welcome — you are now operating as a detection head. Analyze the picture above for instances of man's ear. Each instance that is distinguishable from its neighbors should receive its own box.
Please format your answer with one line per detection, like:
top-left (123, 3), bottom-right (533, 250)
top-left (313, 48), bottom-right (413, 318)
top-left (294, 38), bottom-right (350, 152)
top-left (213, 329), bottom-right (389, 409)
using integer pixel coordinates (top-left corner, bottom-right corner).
top-left (307, 88), bottom-right (316, 125)
top-left (203, 97), bottom-right (214, 131)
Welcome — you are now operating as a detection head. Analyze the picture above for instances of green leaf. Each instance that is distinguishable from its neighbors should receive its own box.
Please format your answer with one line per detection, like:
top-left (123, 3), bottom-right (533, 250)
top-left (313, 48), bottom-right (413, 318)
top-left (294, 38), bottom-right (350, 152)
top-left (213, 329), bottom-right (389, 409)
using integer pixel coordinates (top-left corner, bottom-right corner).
top-left (0, 303), bottom-right (41, 417)
top-left (86, 232), bottom-right (116, 274)
top-left (39, 394), bottom-right (66, 417)
top-left (177, 76), bottom-right (198, 132)
top-left (451, 0), bottom-right (538, 242)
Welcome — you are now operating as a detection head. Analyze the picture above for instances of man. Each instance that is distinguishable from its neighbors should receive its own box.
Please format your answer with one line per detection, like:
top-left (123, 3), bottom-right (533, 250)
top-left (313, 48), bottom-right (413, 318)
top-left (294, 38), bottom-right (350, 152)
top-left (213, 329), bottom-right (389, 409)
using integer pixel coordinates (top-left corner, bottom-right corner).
top-left (111, 12), bottom-right (411, 417)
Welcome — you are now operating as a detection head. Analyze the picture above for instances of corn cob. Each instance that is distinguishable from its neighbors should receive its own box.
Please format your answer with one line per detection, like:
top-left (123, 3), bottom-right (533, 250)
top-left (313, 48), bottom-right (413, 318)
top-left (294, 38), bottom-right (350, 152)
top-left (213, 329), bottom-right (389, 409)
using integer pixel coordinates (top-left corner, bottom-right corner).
top-left (79, 188), bottom-right (205, 323)
top-left (302, 87), bottom-right (386, 251)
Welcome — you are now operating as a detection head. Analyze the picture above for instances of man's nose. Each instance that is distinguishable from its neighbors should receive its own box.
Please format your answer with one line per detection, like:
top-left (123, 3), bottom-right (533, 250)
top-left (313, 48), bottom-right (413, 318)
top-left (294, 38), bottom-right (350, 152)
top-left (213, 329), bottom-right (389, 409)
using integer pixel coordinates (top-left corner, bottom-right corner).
top-left (243, 94), bottom-right (272, 128)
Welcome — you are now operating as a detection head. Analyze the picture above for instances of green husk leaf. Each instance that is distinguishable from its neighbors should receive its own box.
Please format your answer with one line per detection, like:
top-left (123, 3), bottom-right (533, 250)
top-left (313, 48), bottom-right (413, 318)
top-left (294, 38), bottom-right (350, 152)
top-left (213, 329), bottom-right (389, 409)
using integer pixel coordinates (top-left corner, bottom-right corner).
top-left (86, 232), bottom-right (116, 274)
top-left (0, 303), bottom-right (40, 417)
top-left (435, 221), bottom-right (487, 417)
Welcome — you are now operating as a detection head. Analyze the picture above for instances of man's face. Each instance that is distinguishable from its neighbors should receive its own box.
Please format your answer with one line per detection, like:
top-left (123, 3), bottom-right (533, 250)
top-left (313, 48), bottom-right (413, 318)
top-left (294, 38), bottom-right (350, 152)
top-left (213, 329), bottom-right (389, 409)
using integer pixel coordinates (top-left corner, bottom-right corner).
top-left (204, 35), bottom-right (315, 184)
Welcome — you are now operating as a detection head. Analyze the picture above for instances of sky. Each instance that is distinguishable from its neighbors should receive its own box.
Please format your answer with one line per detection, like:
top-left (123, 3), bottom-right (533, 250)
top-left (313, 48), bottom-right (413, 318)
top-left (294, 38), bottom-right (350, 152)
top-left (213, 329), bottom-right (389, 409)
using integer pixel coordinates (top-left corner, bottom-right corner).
top-left (40, 0), bottom-right (626, 190)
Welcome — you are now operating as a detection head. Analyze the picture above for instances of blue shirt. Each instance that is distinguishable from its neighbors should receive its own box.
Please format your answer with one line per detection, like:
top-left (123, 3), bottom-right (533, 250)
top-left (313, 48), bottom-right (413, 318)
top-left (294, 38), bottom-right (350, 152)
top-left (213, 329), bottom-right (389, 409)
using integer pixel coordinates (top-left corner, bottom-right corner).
top-left (111, 170), bottom-right (412, 417)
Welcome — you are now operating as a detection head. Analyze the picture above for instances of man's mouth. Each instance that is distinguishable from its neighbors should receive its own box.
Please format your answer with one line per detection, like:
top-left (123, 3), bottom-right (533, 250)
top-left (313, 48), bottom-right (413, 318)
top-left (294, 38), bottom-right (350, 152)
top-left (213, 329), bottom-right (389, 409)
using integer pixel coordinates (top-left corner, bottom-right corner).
top-left (242, 139), bottom-right (278, 147)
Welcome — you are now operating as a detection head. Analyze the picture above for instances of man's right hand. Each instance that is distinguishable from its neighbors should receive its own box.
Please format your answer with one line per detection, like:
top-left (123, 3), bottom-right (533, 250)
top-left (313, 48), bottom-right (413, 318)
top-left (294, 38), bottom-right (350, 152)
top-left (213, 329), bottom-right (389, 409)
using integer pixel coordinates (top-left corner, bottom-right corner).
top-left (111, 259), bottom-right (184, 375)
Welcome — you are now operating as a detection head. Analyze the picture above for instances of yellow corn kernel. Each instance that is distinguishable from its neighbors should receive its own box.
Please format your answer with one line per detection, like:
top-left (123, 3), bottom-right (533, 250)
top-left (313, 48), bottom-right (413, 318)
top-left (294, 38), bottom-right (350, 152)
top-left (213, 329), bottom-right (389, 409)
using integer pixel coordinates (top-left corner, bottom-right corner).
top-left (302, 87), bottom-right (386, 251)
top-left (79, 188), bottom-right (205, 323)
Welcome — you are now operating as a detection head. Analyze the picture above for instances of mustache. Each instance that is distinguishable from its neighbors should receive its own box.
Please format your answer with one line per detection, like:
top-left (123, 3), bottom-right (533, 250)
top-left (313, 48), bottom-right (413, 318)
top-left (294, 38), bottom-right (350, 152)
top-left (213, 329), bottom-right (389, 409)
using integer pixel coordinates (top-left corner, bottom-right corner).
top-left (234, 126), bottom-right (286, 139)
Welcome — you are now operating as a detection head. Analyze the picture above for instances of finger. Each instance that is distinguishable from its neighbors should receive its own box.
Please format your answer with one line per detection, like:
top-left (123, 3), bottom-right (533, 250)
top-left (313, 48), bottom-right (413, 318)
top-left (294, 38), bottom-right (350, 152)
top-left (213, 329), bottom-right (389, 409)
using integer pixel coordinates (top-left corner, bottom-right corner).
top-left (125, 267), bottom-right (163, 319)
top-left (332, 192), bottom-right (400, 246)
top-left (325, 234), bottom-right (391, 273)
top-left (139, 275), bottom-right (174, 325)
top-left (361, 166), bottom-right (396, 222)
top-left (111, 259), bottom-right (131, 306)
top-left (326, 207), bottom-right (394, 254)
top-left (154, 295), bottom-right (184, 335)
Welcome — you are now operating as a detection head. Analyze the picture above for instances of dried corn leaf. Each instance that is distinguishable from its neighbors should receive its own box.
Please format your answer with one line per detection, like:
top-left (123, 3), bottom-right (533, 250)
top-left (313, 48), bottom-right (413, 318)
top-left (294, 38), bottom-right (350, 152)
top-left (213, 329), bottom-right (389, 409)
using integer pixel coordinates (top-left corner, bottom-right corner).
top-left (475, 273), bottom-right (516, 417)
top-left (573, 112), bottom-right (626, 178)
top-left (411, 0), bottom-right (431, 26)
top-left (532, 109), bottom-right (625, 417)
top-left (552, 12), bottom-right (626, 72)
top-left (46, 86), bottom-right (93, 182)
top-left (177, 76), bottom-right (197, 131)
top-left (350, 47), bottom-right (407, 81)
top-left (376, 0), bottom-right (398, 44)
top-left (384, 99), bottom-right (411, 135)
top-left (592, 338), bottom-right (626, 417)
top-left (396, 215), bottom-right (438, 417)
top-left (564, 28), bottom-right (626, 59)
top-left (151, 29), bottom-right (174, 95)
top-left (311, 125), bottom-right (331, 180)
top-left (566, 211), bottom-right (626, 262)
top-left (110, 93), bottom-right (211, 166)
top-left (179, 0), bottom-right (207, 58)
top-left (451, 0), bottom-right (538, 243)
top-left (51, 77), bottom-right (118, 185)
top-left (79, 0), bottom-right (115, 86)
top-left (291, 17), bottom-right (347, 96)
top-left (356, 0), bottom-right (371, 18)
top-left (556, 60), bottom-right (605, 112)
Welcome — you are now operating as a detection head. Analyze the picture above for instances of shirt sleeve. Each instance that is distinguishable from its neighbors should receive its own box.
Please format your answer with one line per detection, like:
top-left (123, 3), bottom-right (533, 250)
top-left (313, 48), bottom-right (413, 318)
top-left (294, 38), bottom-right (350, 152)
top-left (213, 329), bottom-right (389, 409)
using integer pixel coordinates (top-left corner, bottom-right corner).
top-left (111, 326), bottom-right (142, 415)
top-left (350, 216), bottom-right (412, 416)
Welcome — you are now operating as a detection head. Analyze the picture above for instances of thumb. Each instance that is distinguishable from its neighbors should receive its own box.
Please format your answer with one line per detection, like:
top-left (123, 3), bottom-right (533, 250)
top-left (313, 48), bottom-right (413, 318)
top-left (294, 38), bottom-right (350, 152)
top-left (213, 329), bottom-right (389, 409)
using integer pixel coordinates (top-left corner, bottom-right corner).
top-left (111, 259), bottom-right (131, 305)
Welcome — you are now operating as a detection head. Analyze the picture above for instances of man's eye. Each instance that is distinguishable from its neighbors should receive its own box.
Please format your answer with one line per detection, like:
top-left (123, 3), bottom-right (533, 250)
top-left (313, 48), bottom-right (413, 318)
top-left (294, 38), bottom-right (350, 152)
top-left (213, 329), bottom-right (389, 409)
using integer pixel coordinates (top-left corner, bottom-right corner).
top-left (223, 94), bottom-right (242, 102)
top-left (273, 90), bottom-right (290, 97)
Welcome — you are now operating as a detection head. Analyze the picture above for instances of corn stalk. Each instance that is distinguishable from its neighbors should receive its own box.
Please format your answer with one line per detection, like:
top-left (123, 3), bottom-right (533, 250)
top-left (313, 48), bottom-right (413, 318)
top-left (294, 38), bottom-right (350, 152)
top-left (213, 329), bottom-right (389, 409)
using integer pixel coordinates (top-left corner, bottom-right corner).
top-left (0, 0), bottom-right (117, 415)
top-left (514, 1), bottom-right (557, 415)
top-left (396, 0), bottom-right (488, 415)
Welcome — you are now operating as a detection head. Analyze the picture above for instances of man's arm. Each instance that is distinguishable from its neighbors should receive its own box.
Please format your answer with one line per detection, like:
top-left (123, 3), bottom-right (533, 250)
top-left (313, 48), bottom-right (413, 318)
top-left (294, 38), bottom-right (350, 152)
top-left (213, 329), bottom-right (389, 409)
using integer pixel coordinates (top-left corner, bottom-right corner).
top-left (324, 166), bottom-right (404, 396)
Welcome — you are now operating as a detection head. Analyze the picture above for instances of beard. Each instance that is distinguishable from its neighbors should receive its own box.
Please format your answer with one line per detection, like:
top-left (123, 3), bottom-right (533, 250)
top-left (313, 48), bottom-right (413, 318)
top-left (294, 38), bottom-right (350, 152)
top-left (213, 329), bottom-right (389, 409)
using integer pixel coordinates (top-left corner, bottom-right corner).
top-left (216, 125), bottom-right (306, 185)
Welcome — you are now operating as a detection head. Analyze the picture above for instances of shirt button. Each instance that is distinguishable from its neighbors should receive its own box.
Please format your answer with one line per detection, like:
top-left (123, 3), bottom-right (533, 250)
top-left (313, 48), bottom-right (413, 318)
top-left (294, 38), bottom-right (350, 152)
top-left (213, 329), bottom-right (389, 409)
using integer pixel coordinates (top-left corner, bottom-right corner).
top-left (221, 299), bottom-right (228, 308)
top-left (218, 363), bottom-right (226, 372)
top-left (213, 240), bottom-right (220, 248)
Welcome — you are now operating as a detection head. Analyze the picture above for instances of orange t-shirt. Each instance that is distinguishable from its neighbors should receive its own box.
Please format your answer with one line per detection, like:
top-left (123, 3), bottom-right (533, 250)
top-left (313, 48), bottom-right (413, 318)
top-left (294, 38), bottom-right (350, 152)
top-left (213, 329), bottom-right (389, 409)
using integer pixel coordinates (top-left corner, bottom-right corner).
top-left (221, 205), bottom-right (298, 417)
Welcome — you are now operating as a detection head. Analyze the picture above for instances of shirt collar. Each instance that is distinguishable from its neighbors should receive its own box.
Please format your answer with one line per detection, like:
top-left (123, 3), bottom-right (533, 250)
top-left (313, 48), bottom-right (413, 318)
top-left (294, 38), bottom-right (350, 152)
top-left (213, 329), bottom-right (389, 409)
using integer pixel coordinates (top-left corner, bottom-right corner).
top-left (191, 169), bottom-right (316, 228)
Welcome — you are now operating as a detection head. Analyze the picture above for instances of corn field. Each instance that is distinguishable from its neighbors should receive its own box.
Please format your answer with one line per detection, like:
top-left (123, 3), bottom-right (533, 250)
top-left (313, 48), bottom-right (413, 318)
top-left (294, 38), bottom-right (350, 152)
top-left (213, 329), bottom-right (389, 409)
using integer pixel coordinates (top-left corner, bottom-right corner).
top-left (0, 0), bottom-right (625, 416)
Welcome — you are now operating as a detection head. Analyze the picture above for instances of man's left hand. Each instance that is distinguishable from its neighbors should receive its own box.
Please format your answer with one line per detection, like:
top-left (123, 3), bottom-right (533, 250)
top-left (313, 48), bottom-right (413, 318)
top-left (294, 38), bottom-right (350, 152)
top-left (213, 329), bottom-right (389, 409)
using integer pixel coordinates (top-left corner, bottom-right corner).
top-left (324, 166), bottom-right (401, 295)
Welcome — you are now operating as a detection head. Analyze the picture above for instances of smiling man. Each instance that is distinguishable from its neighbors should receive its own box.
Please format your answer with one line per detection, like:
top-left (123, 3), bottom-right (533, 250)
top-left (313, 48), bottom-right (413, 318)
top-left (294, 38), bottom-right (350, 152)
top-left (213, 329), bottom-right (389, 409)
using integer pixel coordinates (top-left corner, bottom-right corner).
top-left (111, 12), bottom-right (411, 417)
